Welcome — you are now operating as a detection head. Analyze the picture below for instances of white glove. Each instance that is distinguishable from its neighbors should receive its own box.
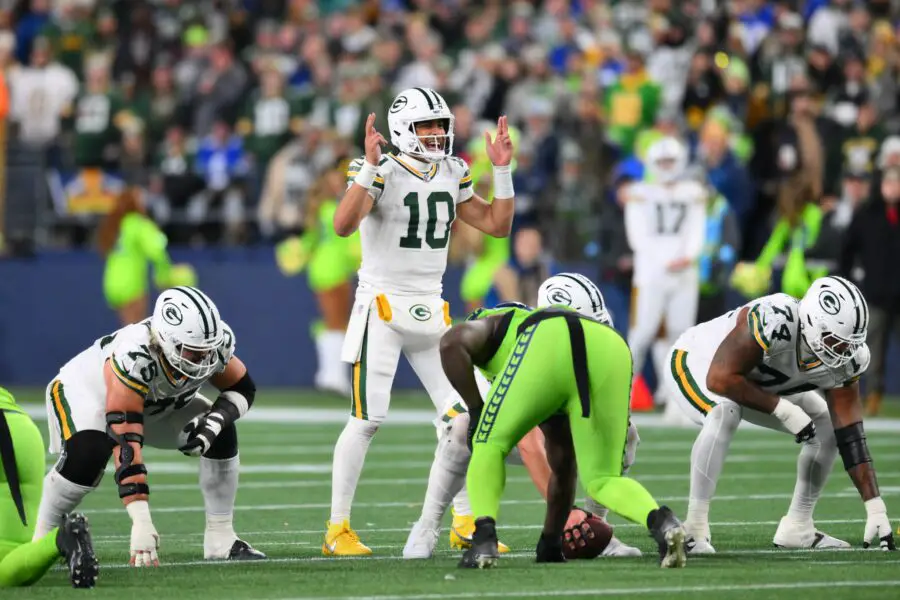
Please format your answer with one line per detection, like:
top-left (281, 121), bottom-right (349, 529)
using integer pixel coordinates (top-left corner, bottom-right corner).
top-left (864, 497), bottom-right (897, 551)
top-left (178, 410), bottom-right (225, 457)
top-left (772, 399), bottom-right (816, 443)
top-left (127, 500), bottom-right (160, 566)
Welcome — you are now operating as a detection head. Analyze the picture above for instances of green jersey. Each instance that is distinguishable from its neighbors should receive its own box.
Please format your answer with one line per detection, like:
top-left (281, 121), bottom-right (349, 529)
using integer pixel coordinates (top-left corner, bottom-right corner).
top-left (106, 213), bottom-right (172, 287)
top-left (467, 305), bottom-right (531, 380)
top-left (71, 91), bottom-right (127, 167)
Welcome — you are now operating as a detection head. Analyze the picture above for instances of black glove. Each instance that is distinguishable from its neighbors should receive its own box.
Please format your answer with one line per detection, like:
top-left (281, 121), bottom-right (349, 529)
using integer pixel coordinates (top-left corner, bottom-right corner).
top-left (178, 410), bottom-right (226, 457)
top-left (535, 532), bottom-right (566, 563)
top-left (466, 406), bottom-right (482, 452)
top-left (794, 421), bottom-right (816, 444)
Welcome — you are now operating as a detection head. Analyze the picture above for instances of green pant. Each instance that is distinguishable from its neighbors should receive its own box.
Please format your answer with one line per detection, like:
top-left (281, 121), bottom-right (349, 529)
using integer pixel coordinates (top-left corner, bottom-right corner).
top-left (0, 410), bottom-right (61, 587)
top-left (467, 319), bottom-right (660, 526)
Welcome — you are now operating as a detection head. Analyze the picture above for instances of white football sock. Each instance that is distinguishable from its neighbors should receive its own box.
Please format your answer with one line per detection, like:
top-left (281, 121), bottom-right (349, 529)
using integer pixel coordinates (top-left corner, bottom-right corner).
top-left (421, 417), bottom-right (470, 529)
top-left (201, 455), bottom-right (240, 557)
top-left (584, 497), bottom-right (609, 520)
top-left (786, 412), bottom-right (837, 524)
top-left (685, 403), bottom-right (741, 539)
top-left (32, 470), bottom-right (93, 541)
top-left (452, 486), bottom-right (472, 518)
top-left (330, 417), bottom-right (378, 523)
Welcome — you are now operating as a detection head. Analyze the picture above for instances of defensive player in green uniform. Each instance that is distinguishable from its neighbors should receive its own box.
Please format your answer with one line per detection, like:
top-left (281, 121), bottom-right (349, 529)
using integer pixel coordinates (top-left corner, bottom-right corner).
top-left (440, 293), bottom-right (687, 569)
top-left (0, 387), bottom-right (98, 588)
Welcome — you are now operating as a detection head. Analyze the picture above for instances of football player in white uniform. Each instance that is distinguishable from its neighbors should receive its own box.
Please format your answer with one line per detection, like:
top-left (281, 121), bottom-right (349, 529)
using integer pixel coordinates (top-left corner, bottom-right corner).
top-left (32, 287), bottom-right (265, 565)
top-left (326, 87), bottom-right (515, 555)
top-left (402, 273), bottom-right (642, 559)
top-left (625, 137), bottom-right (706, 409)
top-left (663, 276), bottom-right (896, 552)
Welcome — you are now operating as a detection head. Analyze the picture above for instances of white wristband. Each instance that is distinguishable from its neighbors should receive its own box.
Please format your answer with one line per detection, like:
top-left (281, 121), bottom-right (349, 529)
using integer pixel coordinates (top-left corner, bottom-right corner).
top-left (492, 164), bottom-right (514, 199)
top-left (126, 500), bottom-right (153, 524)
top-left (865, 497), bottom-right (887, 516)
top-left (354, 160), bottom-right (378, 189)
top-left (772, 399), bottom-right (810, 435)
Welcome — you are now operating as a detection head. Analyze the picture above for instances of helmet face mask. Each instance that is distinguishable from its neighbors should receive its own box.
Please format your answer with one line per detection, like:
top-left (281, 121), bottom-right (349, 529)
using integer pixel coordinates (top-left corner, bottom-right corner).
top-left (798, 276), bottom-right (868, 369)
top-left (388, 88), bottom-right (454, 163)
top-left (537, 273), bottom-right (611, 325)
top-left (150, 287), bottom-right (224, 381)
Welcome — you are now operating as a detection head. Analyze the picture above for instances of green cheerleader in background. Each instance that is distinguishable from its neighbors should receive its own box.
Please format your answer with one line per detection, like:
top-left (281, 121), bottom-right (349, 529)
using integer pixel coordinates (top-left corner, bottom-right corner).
top-left (459, 125), bottom-right (521, 313)
top-left (0, 387), bottom-right (99, 588)
top-left (276, 169), bottom-right (361, 395)
top-left (97, 188), bottom-right (196, 325)
top-left (732, 182), bottom-right (824, 299)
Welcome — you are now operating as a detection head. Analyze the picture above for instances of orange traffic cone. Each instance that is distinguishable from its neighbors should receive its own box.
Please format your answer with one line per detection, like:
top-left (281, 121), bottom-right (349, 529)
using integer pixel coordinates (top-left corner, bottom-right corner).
top-left (631, 375), bottom-right (654, 412)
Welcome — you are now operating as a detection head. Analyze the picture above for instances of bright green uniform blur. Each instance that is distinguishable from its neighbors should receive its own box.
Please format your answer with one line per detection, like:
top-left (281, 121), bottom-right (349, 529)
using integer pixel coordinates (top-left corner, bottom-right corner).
top-left (465, 306), bottom-right (660, 526)
top-left (103, 212), bottom-right (173, 309)
top-left (0, 387), bottom-right (63, 587)
top-left (275, 199), bottom-right (361, 291)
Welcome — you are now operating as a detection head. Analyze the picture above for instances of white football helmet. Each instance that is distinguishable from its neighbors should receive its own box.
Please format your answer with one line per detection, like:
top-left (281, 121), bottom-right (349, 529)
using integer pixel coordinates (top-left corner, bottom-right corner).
top-left (645, 136), bottom-right (688, 184)
top-left (537, 273), bottom-right (612, 325)
top-left (387, 87), bottom-right (454, 162)
top-left (150, 286), bottom-right (224, 380)
top-left (798, 276), bottom-right (868, 369)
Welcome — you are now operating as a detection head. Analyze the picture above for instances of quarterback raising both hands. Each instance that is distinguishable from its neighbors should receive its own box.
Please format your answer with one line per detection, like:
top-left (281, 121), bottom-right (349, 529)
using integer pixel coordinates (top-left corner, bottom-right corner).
top-left (326, 88), bottom-right (516, 558)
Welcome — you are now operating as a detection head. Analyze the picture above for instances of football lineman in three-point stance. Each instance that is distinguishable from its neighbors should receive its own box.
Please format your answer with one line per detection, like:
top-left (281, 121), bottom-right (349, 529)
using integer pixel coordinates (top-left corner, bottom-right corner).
top-left (33, 286), bottom-right (265, 565)
top-left (325, 87), bottom-right (515, 555)
top-left (664, 275), bottom-right (896, 553)
top-left (404, 274), bottom-right (642, 559)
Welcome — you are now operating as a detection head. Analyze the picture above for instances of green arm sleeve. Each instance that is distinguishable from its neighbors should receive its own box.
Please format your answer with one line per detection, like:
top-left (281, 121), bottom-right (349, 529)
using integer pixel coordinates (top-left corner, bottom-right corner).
top-left (756, 218), bottom-right (790, 269)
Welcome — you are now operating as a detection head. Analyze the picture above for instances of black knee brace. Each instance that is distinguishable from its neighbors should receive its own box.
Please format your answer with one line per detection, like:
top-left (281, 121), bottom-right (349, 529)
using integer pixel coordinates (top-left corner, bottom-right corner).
top-left (56, 430), bottom-right (115, 488)
top-left (204, 422), bottom-right (238, 460)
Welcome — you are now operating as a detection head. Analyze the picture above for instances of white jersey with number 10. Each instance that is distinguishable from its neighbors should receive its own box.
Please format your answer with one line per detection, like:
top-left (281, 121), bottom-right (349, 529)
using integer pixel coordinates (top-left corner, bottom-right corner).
top-left (347, 153), bottom-right (473, 296)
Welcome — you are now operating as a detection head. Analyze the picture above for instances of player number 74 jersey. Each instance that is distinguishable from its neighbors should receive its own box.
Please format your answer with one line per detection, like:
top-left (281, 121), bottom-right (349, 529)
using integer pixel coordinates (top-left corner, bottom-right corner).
top-left (710, 293), bottom-right (869, 395)
top-left (347, 153), bottom-right (474, 296)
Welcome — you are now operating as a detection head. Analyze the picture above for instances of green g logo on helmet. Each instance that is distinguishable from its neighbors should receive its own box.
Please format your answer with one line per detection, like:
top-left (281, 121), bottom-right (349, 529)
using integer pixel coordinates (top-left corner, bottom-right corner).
top-left (410, 304), bottom-right (432, 322)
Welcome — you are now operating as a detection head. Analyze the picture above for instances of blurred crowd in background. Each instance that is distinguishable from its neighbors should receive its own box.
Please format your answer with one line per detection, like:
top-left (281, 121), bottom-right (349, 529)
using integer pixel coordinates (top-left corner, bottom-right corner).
top-left (1, 0), bottom-right (900, 404)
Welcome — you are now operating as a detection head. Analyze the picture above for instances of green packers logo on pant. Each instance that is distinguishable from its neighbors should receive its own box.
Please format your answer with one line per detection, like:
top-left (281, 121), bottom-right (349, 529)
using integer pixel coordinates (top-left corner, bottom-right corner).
top-left (410, 304), bottom-right (432, 321)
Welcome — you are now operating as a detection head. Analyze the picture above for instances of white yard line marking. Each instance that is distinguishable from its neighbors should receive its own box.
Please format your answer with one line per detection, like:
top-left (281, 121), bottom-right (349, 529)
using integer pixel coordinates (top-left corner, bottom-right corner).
top-left (281, 580), bottom-right (900, 600)
top-left (148, 471), bottom-right (900, 492)
top-left (84, 489), bottom-right (898, 515)
top-left (23, 404), bottom-right (900, 431)
top-left (91, 518), bottom-right (870, 541)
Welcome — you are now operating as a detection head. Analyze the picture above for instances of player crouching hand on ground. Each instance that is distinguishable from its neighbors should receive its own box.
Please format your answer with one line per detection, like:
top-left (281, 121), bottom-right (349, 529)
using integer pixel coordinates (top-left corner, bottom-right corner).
top-left (32, 287), bottom-right (266, 566)
top-left (664, 275), bottom-right (895, 552)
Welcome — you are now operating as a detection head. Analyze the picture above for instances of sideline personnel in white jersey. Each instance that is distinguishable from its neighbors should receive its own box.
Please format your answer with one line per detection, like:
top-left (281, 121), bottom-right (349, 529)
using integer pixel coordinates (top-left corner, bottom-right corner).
top-left (325, 87), bottom-right (515, 555)
top-left (625, 137), bottom-right (707, 404)
top-left (663, 276), bottom-right (896, 553)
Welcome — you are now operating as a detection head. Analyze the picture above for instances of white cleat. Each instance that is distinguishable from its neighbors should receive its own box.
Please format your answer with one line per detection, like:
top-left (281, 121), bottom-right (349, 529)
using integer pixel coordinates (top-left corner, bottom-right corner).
top-left (403, 520), bottom-right (440, 559)
top-left (601, 536), bottom-right (642, 557)
top-left (685, 534), bottom-right (716, 555)
top-left (772, 517), bottom-right (850, 549)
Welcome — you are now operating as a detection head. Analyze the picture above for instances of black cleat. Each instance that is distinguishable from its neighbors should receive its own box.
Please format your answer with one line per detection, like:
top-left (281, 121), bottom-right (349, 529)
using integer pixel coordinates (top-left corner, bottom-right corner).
top-left (56, 513), bottom-right (99, 588)
top-left (228, 539), bottom-right (267, 560)
top-left (647, 505), bottom-right (687, 569)
top-left (458, 517), bottom-right (500, 569)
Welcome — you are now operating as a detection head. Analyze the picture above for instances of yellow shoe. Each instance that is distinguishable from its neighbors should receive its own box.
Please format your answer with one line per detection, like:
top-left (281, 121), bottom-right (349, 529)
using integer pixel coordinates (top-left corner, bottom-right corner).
top-left (322, 520), bottom-right (372, 556)
top-left (450, 511), bottom-right (510, 553)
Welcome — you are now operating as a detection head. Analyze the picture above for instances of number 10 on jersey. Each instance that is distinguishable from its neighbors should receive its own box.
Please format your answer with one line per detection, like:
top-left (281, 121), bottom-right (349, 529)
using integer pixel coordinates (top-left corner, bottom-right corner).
top-left (400, 191), bottom-right (455, 249)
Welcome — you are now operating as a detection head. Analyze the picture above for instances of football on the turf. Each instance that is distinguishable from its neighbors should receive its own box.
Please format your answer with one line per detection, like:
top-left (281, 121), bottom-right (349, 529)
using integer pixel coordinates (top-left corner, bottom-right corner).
top-left (563, 515), bottom-right (614, 559)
